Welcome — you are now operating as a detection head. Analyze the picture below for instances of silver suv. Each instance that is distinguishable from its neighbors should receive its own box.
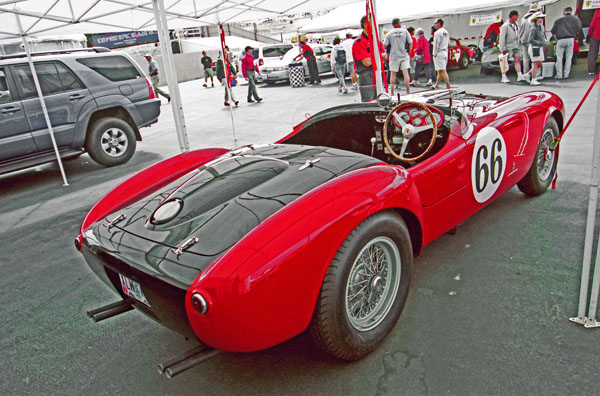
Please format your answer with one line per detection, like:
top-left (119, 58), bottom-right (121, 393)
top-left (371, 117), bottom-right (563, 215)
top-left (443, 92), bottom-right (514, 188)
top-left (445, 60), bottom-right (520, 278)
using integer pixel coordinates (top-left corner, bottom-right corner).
top-left (0, 48), bottom-right (160, 174)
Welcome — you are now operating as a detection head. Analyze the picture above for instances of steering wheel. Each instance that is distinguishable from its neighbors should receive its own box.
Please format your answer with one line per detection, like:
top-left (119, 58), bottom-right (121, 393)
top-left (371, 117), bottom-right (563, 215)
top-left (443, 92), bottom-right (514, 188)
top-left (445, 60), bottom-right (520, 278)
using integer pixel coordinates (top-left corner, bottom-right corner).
top-left (382, 101), bottom-right (438, 162)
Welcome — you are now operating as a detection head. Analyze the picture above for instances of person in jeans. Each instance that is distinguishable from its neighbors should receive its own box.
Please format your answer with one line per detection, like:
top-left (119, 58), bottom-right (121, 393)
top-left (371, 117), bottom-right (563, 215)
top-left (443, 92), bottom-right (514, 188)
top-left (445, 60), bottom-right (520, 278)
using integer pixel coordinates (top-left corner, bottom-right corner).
top-left (200, 50), bottom-right (214, 88)
top-left (342, 32), bottom-right (358, 90)
top-left (241, 46), bottom-right (263, 103)
top-left (331, 37), bottom-right (348, 93)
top-left (588, 9), bottom-right (600, 75)
top-left (551, 6), bottom-right (583, 79)
top-left (413, 28), bottom-right (434, 86)
top-left (527, 15), bottom-right (547, 86)
top-left (352, 15), bottom-right (387, 102)
top-left (519, 4), bottom-right (541, 76)
top-left (499, 10), bottom-right (526, 83)
top-left (144, 54), bottom-right (170, 103)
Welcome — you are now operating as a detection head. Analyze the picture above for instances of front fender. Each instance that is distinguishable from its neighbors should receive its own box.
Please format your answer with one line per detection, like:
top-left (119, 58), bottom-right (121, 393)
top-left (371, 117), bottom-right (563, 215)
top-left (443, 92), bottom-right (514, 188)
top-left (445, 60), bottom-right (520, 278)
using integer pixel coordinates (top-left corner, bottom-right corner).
top-left (185, 164), bottom-right (424, 352)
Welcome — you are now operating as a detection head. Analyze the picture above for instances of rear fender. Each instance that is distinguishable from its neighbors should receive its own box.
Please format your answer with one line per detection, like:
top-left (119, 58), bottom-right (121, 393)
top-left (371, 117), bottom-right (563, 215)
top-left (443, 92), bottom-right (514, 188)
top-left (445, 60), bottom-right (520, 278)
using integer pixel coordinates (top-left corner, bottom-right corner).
top-left (185, 164), bottom-right (424, 352)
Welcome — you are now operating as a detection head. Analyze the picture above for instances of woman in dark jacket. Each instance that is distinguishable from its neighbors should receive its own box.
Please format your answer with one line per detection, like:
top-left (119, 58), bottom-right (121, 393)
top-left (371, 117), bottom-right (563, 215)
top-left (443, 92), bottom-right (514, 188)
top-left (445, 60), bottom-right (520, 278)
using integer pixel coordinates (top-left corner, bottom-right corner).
top-left (527, 15), bottom-right (546, 85)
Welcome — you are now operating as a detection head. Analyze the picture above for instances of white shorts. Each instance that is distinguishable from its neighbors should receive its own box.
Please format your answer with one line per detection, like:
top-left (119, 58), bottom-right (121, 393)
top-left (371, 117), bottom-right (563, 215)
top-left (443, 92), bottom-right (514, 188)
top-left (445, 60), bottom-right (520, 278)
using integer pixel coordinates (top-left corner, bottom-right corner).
top-left (389, 57), bottom-right (410, 73)
top-left (433, 51), bottom-right (448, 71)
top-left (528, 45), bottom-right (545, 63)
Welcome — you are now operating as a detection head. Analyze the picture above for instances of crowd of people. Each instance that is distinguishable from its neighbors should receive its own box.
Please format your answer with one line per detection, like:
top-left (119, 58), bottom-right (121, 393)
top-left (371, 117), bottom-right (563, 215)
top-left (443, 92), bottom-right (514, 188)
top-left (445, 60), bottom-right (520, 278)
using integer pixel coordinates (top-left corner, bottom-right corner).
top-left (144, 5), bottom-right (600, 105)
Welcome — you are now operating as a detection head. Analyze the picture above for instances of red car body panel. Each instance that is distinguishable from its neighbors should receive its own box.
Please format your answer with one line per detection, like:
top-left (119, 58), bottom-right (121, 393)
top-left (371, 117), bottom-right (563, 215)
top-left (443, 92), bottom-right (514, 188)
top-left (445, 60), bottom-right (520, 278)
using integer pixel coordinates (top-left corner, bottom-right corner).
top-left (77, 89), bottom-right (564, 354)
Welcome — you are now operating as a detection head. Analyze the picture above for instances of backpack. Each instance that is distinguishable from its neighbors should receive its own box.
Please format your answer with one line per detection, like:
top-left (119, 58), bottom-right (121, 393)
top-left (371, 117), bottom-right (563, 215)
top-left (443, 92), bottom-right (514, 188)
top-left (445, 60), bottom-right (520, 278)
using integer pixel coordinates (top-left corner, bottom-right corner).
top-left (336, 49), bottom-right (347, 65)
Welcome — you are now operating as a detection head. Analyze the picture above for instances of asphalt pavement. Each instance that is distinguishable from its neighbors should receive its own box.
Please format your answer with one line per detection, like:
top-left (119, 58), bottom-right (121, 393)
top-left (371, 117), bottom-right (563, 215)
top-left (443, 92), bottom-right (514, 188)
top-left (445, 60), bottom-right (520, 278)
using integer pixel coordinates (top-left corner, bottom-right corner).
top-left (1, 60), bottom-right (599, 396)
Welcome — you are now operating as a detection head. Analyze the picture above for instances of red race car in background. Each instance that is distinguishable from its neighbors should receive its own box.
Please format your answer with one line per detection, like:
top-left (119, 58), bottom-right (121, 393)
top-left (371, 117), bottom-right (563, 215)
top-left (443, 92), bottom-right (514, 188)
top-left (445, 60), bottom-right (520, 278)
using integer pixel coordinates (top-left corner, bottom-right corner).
top-left (75, 88), bottom-right (563, 377)
top-left (447, 37), bottom-right (474, 69)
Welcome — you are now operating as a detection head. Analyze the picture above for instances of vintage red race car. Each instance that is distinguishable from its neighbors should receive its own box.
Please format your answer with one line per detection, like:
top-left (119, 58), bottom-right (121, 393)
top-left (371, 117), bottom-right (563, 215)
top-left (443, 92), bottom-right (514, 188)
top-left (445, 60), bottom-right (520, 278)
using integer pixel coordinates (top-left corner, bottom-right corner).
top-left (447, 37), bottom-right (474, 69)
top-left (75, 88), bottom-right (563, 375)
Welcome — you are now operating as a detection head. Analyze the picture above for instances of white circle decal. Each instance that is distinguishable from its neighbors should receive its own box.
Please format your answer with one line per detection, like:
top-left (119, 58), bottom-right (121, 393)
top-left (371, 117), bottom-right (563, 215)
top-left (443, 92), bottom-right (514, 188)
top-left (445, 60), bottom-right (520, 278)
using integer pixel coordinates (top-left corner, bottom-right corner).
top-left (471, 127), bottom-right (507, 203)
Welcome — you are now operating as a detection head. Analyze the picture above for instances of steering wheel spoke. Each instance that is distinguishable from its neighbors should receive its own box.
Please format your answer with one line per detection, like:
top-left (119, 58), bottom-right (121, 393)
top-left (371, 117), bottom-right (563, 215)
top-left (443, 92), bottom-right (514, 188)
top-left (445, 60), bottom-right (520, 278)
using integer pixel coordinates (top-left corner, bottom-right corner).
top-left (382, 102), bottom-right (438, 162)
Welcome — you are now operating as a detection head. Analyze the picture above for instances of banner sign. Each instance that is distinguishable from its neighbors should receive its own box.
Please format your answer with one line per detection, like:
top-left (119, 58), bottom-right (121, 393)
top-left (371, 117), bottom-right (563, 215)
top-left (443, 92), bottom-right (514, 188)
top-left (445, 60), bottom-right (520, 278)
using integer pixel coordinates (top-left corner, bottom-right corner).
top-left (583, 0), bottom-right (600, 9)
top-left (87, 31), bottom-right (158, 49)
top-left (470, 10), bottom-right (503, 26)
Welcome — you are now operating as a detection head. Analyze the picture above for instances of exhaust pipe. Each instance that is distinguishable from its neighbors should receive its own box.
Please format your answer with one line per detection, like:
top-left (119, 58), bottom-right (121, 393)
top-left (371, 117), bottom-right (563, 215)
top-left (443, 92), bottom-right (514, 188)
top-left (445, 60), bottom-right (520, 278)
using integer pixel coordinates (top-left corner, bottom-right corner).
top-left (158, 345), bottom-right (220, 379)
top-left (87, 300), bottom-right (133, 322)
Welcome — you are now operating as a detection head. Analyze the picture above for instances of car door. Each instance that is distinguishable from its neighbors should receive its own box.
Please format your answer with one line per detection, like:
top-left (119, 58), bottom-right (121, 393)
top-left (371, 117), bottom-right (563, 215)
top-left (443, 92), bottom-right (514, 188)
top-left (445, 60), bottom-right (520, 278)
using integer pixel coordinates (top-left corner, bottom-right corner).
top-left (12, 61), bottom-right (91, 152)
top-left (0, 66), bottom-right (37, 161)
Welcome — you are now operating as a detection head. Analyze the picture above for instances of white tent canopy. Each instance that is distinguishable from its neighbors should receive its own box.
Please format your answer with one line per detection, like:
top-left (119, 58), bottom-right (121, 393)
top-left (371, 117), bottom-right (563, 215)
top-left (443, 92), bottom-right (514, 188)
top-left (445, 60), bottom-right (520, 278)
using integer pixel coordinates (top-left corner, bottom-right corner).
top-left (298, 0), bottom-right (558, 33)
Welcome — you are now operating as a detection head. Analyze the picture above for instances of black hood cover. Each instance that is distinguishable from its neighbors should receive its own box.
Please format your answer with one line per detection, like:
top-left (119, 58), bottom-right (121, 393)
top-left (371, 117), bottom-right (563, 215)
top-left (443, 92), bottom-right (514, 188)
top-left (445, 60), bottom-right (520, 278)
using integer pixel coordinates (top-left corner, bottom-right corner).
top-left (90, 144), bottom-right (380, 285)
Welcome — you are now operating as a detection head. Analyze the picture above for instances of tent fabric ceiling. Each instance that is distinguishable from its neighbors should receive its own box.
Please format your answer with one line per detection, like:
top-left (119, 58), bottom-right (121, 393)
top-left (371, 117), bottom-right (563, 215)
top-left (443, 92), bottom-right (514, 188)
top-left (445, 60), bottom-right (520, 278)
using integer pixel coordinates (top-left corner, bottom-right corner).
top-left (0, 0), bottom-right (358, 38)
top-left (298, 0), bottom-right (559, 33)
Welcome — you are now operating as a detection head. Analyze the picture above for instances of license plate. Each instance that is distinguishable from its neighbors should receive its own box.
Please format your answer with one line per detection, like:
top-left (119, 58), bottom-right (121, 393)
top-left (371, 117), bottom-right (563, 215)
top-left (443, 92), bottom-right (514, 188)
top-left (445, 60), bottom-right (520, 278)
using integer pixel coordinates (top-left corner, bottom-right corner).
top-left (119, 274), bottom-right (150, 307)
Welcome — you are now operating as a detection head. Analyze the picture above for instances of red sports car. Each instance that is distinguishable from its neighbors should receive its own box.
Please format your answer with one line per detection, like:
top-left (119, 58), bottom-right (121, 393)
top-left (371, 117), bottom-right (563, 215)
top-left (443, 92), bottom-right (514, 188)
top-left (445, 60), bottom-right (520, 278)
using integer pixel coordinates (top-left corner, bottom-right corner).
top-left (447, 37), bottom-right (474, 69)
top-left (75, 88), bottom-right (563, 376)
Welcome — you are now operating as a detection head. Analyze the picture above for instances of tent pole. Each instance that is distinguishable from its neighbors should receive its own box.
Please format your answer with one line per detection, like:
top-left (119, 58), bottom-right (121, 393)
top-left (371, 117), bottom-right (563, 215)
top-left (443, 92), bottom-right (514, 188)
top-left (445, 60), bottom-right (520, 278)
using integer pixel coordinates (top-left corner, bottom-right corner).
top-left (152, 0), bottom-right (190, 152)
top-left (15, 14), bottom-right (68, 186)
top-left (218, 24), bottom-right (237, 145)
top-left (571, 79), bottom-right (600, 327)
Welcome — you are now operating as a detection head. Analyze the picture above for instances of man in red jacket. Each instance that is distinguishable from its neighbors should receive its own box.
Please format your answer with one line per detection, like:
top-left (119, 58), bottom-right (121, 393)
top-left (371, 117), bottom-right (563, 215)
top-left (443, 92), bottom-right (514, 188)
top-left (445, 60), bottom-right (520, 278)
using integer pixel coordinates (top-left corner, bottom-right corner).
top-left (588, 9), bottom-right (600, 75)
top-left (241, 46), bottom-right (263, 103)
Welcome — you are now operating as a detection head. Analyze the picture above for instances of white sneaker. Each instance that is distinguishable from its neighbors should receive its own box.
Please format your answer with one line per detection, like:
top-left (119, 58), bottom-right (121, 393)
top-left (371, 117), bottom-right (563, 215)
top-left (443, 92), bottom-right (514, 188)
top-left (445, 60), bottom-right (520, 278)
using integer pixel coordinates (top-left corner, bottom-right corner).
top-left (530, 78), bottom-right (540, 86)
top-left (501, 75), bottom-right (510, 83)
top-left (351, 84), bottom-right (358, 90)
top-left (517, 73), bottom-right (526, 82)
top-left (426, 79), bottom-right (433, 86)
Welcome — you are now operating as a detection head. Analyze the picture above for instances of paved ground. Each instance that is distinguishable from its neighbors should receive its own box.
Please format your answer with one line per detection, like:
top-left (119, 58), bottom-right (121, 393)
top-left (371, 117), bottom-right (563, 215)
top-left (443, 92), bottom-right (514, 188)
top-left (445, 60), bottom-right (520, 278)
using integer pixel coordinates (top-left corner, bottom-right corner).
top-left (1, 61), bottom-right (600, 395)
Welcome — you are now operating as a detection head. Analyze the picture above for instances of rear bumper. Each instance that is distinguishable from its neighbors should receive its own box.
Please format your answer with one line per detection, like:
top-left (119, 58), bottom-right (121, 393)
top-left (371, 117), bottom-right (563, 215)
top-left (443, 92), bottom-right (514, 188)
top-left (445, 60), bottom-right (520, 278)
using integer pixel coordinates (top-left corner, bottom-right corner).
top-left (81, 243), bottom-right (197, 339)
top-left (134, 98), bottom-right (161, 129)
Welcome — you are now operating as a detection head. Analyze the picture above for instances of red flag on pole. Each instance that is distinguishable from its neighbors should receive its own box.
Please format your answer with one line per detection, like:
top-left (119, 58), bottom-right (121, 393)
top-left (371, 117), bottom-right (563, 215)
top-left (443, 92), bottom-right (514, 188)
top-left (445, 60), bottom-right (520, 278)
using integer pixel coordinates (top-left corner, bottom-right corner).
top-left (366, 0), bottom-right (387, 93)
top-left (219, 23), bottom-right (232, 90)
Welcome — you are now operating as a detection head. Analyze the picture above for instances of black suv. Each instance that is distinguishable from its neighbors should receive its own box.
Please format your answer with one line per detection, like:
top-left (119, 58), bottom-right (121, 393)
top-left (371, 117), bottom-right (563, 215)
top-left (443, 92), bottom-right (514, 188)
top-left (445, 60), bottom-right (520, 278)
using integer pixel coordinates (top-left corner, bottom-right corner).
top-left (0, 48), bottom-right (161, 174)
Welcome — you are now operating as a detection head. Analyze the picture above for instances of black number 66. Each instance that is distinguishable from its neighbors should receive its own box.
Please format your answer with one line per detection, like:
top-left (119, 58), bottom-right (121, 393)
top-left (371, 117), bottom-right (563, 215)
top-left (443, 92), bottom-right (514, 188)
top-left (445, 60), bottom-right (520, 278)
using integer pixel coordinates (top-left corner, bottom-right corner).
top-left (475, 138), bottom-right (503, 193)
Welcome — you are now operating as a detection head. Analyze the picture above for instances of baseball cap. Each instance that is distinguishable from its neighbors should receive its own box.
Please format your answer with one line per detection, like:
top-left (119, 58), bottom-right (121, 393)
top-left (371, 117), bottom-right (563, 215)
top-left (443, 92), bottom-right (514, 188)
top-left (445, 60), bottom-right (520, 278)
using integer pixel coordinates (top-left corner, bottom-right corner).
top-left (564, 6), bottom-right (572, 11)
top-left (144, 53), bottom-right (151, 57)
top-left (244, 45), bottom-right (253, 52)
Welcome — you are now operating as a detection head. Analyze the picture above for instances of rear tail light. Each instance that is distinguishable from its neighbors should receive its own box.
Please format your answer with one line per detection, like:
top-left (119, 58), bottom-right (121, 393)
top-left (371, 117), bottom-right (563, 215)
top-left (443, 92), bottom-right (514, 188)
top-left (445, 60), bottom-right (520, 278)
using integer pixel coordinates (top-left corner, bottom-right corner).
top-left (145, 76), bottom-right (156, 99)
top-left (259, 58), bottom-right (264, 66)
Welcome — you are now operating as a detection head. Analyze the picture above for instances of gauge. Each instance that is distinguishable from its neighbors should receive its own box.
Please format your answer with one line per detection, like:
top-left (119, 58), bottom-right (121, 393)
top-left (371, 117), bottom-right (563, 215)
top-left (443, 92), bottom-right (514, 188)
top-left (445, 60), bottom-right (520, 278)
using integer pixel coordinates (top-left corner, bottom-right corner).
top-left (413, 118), bottom-right (422, 126)
top-left (409, 108), bottom-right (419, 117)
top-left (394, 112), bottom-right (410, 127)
top-left (419, 109), bottom-right (428, 117)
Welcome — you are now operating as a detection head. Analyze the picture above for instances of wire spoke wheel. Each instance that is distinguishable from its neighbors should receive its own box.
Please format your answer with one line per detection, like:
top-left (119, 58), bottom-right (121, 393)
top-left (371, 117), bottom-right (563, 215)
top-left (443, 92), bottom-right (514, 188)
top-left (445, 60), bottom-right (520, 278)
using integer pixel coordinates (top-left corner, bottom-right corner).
top-left (345, 237), bottom-right (401, 331)
top-left (537, 128), bottom-right (555, 181)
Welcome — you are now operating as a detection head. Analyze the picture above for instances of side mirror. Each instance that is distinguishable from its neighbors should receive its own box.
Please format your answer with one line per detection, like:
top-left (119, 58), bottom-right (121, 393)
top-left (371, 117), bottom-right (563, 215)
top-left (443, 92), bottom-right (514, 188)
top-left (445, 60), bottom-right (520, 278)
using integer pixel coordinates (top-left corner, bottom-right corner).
top-left (377, 93), bottom-right (391, 108)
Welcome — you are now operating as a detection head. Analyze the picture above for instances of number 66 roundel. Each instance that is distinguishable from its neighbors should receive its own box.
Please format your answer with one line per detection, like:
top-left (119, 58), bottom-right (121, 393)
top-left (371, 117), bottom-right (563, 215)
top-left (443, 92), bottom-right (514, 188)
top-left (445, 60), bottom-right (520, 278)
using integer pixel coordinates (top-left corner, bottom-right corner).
top-left (471, 127), bottom-right (507, 203)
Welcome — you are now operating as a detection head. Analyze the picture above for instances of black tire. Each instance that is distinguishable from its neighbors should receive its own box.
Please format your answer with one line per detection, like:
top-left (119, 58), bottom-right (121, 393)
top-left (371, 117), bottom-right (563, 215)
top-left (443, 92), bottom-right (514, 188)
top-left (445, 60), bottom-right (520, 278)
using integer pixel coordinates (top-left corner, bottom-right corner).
top-left (309, 211), bottom-right (413, 360)
top-left (459, 54), bottom-right (469, 69)
top-left (517, 117), bottom-right (559, 196)
top-left (85, 117), bottom-right (136, 167)
top-left (469, 46), bottom-right (483, 62)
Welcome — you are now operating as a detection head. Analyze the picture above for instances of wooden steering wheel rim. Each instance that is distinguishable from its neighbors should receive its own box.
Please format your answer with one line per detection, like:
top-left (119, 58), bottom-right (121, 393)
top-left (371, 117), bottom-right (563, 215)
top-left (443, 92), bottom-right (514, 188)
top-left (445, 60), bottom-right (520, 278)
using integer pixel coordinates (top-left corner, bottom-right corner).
top-left (382, 101), bottom-right (438, 162)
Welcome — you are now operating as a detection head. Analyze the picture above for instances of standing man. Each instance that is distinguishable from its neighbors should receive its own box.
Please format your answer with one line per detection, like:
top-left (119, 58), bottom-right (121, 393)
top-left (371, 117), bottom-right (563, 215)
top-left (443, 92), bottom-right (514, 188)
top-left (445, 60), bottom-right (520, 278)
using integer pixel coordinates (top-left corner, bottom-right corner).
top-left (483, 20), bottom-right (502, 51)
top-left (589, 9), bottom-right (600, 75)
top-left (432, 18), bottom-right (451, 89)
top-left (200, 50), bottom-right (215, 88)
top-left (519, 4), bottom-right (541, 77)
top-left (241, 46), bottom-right (263, 103)
top-left (499, 10), bottom-right (526, 83)
top-left (383, 18), bottom-right (412, 95)
top-left (342, 32), bottom-right (358, 90)
top-left (144, 54), bottom-right (170, 103)
top-left (551, 6), bottom-right (583, 79)
top-left (353, 15), bottom-right (387, 102)
top-left (407, 27), bottom-right (418, 86)
top-left (294, 41), bottom-right (321, 84)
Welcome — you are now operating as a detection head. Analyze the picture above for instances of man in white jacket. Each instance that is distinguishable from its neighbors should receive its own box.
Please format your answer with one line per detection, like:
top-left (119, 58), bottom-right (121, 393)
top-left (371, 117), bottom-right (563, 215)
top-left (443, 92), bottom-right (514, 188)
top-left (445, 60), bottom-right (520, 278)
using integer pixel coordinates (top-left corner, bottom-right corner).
top-left (432, 18), bottom-right (451, 89)
top-left (499, 10), bottom-right (527, 83)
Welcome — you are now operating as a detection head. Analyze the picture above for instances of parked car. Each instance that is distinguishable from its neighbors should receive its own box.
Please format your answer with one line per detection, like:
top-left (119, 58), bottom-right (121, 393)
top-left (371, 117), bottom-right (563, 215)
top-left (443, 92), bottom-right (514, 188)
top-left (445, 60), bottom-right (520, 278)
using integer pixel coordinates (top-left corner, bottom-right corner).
top-left (480, 39), bottom-right (555, 75)
top-left (250, 43), bottom-right (294, 83)
top-left (259, 44), bottom-right (333, 84)
top-left (0, 48), bottom-right (160, 175)
top-left (76, 87), bottom-right (564, 377)
top-left (447, 37), bottom-right (473, 69)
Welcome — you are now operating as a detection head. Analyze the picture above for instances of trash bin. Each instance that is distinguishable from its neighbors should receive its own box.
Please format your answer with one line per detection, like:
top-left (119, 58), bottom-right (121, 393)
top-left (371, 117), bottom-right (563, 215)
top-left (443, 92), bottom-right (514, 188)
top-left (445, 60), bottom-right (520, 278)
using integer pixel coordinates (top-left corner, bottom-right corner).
top-left (288, 62), bottom-right (305, 87)
top-left (542, 61), bottom-right (555, 78)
